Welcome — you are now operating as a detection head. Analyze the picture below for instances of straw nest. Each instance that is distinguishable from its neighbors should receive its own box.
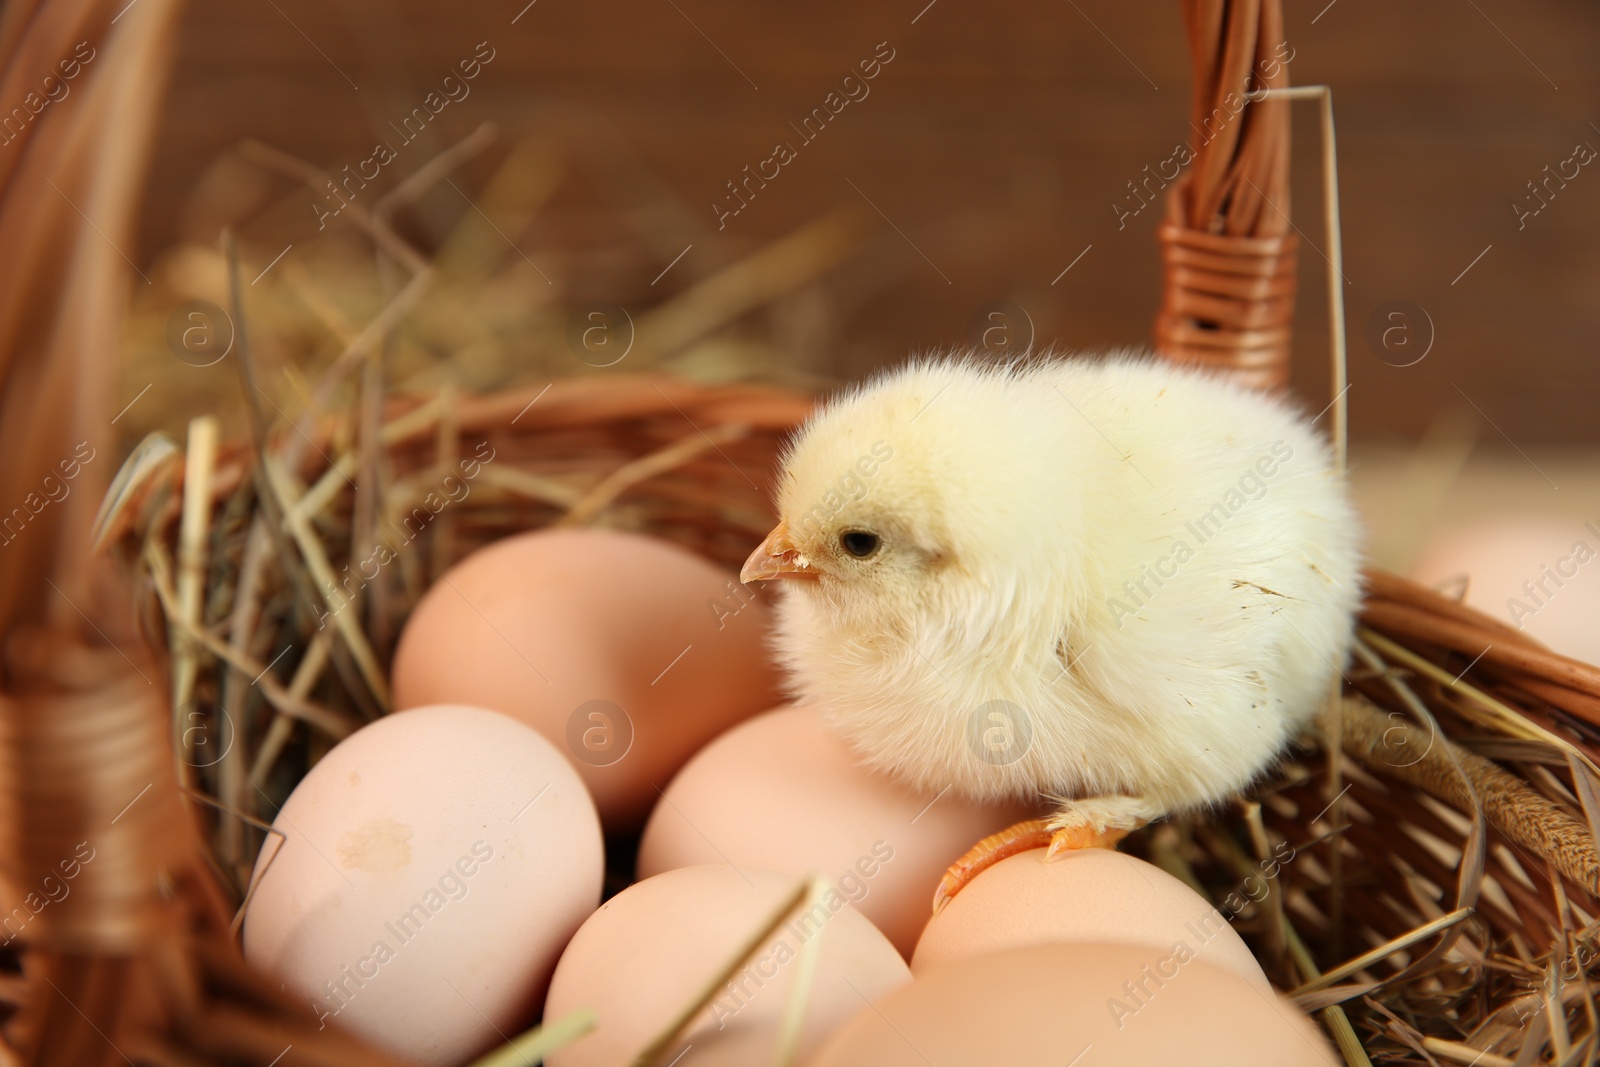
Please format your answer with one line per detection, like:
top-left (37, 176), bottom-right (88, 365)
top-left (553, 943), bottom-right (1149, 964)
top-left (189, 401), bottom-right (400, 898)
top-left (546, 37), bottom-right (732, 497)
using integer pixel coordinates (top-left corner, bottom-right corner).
top-left (95, 124), bottom-right (1600, 1059)
top-left (105, 366), bottom-right (1600, 1066)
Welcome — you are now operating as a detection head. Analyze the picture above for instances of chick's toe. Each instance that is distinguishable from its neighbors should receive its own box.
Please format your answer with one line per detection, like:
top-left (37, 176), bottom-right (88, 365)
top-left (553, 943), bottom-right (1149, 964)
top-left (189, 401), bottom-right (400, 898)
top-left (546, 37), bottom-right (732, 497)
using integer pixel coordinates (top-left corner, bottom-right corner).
top-left (1043, 794), bottom-right (1161, 858)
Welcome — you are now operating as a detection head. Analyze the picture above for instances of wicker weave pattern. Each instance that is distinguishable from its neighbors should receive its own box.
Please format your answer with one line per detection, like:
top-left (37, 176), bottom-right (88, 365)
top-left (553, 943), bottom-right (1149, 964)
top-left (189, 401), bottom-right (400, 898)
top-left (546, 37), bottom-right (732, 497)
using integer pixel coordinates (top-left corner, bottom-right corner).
top-left (1155, 0), bottom-right (1298, 391)
top-left (1155, 224), bottom-right (1299, 390)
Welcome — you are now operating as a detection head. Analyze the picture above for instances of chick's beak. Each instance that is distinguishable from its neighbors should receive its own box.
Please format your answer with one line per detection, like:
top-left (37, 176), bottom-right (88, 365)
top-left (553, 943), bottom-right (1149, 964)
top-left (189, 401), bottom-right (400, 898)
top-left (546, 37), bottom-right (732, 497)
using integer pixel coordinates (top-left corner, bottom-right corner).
top-left (740, 521), bottom-right (820, 584)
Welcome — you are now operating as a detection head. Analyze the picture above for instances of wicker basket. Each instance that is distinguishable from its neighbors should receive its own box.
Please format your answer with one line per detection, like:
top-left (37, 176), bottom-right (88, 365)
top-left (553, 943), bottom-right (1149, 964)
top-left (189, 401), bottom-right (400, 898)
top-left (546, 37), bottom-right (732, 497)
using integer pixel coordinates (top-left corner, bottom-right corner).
top-left (88, 373), bottom-right (1600, 1067)
top-left (108, 378), bottom-right (1600, 1067)
top-left (5, 0), bottom-right (1600, 1064)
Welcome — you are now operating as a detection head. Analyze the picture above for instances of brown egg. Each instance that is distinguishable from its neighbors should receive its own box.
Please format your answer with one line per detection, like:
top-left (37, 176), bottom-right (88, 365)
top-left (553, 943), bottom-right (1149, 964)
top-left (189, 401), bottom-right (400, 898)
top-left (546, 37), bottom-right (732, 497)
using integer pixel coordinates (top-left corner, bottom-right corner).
top-left (637, 705), bottom-right (1042, 956)
top-left (392, 529), bottom-right (782, 830)
top-left (912, 848), bottom-right (1269, 990)
top-left (808, 943), bottom-right (1340, 1067)
top-left (242, 705), bottom-right (603, 1066)
top-left (544, 865), bottom-right (910, 1066)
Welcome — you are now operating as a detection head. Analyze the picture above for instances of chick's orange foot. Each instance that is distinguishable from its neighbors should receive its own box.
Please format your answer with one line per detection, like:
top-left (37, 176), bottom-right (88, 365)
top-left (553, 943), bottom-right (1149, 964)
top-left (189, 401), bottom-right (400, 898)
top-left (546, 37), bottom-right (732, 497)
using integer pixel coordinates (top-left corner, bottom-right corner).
top-left (931, 815), bottom-right (1138, 915)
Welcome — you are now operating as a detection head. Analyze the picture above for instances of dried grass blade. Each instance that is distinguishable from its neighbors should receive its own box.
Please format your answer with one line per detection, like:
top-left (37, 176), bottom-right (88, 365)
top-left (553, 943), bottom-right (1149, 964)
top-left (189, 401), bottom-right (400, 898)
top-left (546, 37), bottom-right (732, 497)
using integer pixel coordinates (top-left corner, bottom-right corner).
top-left (560, 423), bottom-right (749, 527)
top-left (474, 465), bottom-right (586, 510)
top-left (376, 121), bottom-right (498, 219)
top-left (217, 517), bottom-right (272, 877)
top-left (629, 876), bottom-right (820, 1067)
top-left (634, 211), bottom-right (866, 361)
top-left (1420, 1038), bottom-right (1515, 1067)
top-left (265, 456), bottom-right (392, 709)
top-left (1360, 629), bottom-right (1600, 782)
top-left (429, 383), bottom-right (459, 579)
top-left (91, 430), bottom-right (178, 549)
top-left (1284, 921), bottom-right (1374, 1066)
top-left (771, 877), bottom-right (830, 1067)
top-left (249, 632), bottom-right (332, 790)
top-left (172, 416), bottom-right (219, 776)
top-left (1566, 754), bottom-right (1600, 865)
top-left (1292, 908), bottom-right (1474, 995)
top-left (145, 540), bottom-right (360, 739)
top-left (467, 1009), bottom-right (597, 1067)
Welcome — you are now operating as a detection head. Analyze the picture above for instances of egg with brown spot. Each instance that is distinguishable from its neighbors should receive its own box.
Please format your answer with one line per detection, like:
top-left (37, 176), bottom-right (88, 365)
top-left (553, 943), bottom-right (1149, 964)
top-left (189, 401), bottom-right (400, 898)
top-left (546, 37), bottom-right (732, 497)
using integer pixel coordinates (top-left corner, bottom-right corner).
top-left (243, 704), bottom-right (602, 1066)
top-left (336, 817), bottom-right (414, 873)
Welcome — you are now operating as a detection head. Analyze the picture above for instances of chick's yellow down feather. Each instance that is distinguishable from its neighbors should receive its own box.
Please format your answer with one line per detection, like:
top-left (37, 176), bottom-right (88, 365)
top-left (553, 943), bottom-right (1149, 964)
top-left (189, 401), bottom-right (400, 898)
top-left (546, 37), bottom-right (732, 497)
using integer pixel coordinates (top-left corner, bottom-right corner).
top-left (742, 352), bottom-right (1363, 843)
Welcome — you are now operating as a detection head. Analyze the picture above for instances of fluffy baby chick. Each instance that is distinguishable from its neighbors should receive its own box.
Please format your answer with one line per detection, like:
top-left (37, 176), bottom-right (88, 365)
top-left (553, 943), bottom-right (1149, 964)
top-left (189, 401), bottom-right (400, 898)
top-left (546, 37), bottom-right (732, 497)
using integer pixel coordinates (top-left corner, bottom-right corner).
top-left (741, 352), bottom-right (1363, 908)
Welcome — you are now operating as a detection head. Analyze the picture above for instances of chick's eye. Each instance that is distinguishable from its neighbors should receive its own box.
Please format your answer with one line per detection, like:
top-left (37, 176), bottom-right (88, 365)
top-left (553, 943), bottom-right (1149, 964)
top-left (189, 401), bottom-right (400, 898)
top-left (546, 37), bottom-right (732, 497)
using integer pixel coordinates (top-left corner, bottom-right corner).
top-left (839, 530), bottom-right (880, 559)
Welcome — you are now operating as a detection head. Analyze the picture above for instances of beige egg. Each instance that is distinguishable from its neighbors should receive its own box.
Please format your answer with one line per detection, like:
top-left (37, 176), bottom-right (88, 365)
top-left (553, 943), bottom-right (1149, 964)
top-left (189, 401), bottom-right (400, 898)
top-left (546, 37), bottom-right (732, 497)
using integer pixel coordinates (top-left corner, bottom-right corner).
top-left (391, 528), bottom-right (782, 830)
top-left (638, 705), bottom-right (1041, 956)
top-left (809, 943), bottom-right (1340, 1067)
top-left (912, 847), bottom-right (1269, 989)
top-left (243, 705), bottom-right (603, 1067)
top-left (545, 865), bottom-right (910, 1066)
top-left (1411, 515), bottom-right (1600, 665)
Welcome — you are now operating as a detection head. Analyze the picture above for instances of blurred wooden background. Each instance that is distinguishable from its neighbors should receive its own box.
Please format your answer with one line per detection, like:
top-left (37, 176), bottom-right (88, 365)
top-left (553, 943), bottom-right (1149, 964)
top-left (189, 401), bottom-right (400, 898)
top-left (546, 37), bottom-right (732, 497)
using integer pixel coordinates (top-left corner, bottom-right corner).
top-left (131, 0), bottom-right (1599, 441)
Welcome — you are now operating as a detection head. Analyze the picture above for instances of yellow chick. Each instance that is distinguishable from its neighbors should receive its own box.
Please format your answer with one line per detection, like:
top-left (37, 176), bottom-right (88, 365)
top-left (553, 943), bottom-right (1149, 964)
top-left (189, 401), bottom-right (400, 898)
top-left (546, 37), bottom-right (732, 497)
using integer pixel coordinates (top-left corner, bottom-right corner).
top-left (741, 352), bottom-right (1363, 910)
